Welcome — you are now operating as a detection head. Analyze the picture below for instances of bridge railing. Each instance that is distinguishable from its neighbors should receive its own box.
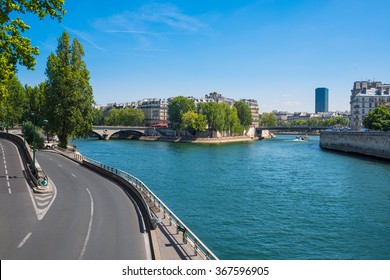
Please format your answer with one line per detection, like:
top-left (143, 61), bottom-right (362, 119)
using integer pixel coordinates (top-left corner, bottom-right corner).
top-left (55, 147), bottom-right (218, 260)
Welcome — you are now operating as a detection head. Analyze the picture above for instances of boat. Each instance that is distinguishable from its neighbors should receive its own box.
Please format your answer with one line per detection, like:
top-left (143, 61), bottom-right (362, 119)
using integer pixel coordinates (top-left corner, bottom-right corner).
top-left (294, 135), bottom-right (309, 141)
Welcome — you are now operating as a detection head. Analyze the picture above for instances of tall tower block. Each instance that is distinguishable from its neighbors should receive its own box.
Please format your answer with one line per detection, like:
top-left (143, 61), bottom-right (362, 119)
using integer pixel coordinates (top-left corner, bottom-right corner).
top-left (315, 87), bottom-right (329, 113)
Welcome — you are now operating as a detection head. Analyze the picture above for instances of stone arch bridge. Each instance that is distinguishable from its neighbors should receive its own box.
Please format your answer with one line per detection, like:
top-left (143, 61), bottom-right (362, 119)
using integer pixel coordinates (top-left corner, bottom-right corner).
top-left (92, 126), bottom-right (155, 140)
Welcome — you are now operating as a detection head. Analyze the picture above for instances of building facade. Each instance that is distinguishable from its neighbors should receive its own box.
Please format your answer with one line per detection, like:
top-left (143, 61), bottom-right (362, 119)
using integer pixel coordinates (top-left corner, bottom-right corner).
top-left (138, 98), bottom-right (168, 126)
top-left (350, 81), bottom-right (390, 130)
top-left (243, 99), bottom-right (260, 126)
top-left (315, 87), bottom-right (329, 113)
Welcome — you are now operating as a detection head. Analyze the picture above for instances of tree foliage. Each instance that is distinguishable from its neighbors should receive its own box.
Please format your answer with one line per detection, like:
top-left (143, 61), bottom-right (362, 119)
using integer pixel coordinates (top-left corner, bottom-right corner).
top-left (234, 100), bottom-right (253, 131)
top-left (2, 75), bottom-right (26, 126)
top-left (181, 110), bottom-right (207, 135)
top-left (25, 82), bottom-right (46, 125)
top-left (363, 105), bottom-right (390, 131)
top-left (168, 96), bottom-right (195, 128)
top-left (45, 31), bottom-right (94, 148)
top-left (104, 107), bottom-right (144, 126)
top-left (259, 112), bottom-right (277, 127)
top-left (0, 0), bottom-right (66, 83)
top-left (198, 102), bottom-right (226, 134)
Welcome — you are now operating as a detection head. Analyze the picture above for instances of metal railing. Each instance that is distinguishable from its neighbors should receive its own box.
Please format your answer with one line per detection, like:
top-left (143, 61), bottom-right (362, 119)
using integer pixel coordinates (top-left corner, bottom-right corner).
top-left (55, 147), bottom-right (219, 260)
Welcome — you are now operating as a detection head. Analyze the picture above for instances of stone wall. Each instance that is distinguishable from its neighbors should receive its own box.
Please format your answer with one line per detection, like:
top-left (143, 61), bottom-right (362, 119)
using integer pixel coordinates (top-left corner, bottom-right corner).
top-left (320, 131), bottom-right (390, 160)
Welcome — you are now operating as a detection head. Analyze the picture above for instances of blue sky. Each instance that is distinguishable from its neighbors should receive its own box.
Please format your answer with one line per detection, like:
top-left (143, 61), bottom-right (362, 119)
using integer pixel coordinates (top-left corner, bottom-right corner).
top-left (17, 0), bottom-right (390, 112)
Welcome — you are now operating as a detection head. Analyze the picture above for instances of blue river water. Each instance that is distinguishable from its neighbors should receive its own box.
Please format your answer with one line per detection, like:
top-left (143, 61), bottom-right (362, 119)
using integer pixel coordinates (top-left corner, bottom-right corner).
top-left (72, 135), bottom-right (390, 260)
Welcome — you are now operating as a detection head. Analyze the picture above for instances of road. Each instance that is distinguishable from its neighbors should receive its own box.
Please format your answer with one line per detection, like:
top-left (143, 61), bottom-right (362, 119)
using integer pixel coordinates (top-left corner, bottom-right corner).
top-left (0, 138), bottom-right (150, 259)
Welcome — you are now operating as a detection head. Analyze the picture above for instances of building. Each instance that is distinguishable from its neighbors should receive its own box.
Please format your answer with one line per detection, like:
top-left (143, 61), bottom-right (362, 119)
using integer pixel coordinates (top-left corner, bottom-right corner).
top-left (243, 99), bottom-right (260, 126)
top-left (350, 81), bottom-right (390, 130)
top-left (138, 98), bottom-right (168, 126)
top-left (315, 87), bottom-right (329, 113)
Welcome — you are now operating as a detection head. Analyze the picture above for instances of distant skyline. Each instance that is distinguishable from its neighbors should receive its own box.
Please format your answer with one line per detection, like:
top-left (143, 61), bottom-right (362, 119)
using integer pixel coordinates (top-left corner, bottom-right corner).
top-left (16, 0), bottom-right (390, 113)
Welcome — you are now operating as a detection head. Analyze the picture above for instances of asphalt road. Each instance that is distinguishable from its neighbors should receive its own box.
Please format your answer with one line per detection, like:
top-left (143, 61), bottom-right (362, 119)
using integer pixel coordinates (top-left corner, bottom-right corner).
top-left (0, 138), bottom-right (150, 259)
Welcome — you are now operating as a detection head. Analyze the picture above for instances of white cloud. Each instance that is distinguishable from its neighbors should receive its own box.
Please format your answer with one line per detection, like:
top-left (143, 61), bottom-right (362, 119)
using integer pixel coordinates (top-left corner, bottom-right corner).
top-left (94, 3), bottom-right (205, 34)
top-left (64, 25), bottom-right (105, 51)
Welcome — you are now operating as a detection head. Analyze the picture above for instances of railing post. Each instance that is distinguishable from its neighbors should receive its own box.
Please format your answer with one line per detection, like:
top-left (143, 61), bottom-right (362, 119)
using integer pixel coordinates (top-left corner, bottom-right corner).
top-left (194, 239), bottom-right (198, 256)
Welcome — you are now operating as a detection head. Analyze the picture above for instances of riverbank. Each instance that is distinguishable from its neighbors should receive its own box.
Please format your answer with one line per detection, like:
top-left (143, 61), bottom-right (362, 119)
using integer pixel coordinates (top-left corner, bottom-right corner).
top-left (132, 135), bottom-right (258, 144)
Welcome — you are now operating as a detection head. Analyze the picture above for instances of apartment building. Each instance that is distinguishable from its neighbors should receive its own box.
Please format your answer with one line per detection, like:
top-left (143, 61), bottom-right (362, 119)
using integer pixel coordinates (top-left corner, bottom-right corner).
top-left (350, 81), bottom-right (390, 130)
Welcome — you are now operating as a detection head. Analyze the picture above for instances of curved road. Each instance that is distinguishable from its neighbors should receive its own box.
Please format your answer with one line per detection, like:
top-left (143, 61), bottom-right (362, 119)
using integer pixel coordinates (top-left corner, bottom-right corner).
top-left (0, 138), bottom-right (150, 259)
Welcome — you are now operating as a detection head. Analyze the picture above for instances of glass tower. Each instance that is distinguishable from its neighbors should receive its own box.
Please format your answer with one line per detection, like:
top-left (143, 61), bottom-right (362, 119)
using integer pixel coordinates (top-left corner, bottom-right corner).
top-left (315, 88), bottom-right (329, 113)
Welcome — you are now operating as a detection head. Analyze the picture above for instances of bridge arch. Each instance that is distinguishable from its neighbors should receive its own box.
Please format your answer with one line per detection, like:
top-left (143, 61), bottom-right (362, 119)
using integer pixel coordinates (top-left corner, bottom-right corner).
top-left (91, 126), bottom-right (148, 140)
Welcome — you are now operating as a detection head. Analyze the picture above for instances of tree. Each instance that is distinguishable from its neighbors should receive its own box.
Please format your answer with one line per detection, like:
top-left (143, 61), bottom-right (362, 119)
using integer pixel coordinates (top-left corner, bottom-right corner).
top-left (104, 107), bottom-right (144, 126)
top-left (92, 107), bottom-right (104, 125)
top-left (45, 31), bottom-right (94, 148)
top-left (0, 0), bottom-right (65, 84)
top-left (234, 100), bottom-right (252, 131)
top-left (168, 96), bottom-right (195, 128)
top-left (181, 110), bottom-right (207, 135)
top-left (363, 105), bottom-right (390, 131)
top-left (3, 75), bottom-right (26, 126)
top-left (198, 102), bottom-right (226, 135)
top-left (259, 112), bottom-right (277, 127)
top-left (25, 82), bottom-right (46, 125)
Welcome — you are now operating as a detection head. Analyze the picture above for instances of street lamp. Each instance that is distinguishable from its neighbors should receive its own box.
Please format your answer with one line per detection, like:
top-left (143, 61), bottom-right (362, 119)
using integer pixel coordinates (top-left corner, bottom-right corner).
top-left (31, 113), bottom-right (36, 174)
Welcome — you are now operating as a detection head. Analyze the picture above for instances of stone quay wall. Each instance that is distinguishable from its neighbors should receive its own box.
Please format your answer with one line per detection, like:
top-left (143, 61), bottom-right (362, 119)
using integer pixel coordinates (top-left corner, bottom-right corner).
top-left (320, 131), bottom-right (390, 160)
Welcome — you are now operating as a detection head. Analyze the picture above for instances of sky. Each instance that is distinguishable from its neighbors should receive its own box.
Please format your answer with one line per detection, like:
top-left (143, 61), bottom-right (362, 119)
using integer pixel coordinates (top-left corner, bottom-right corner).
top-left (16, 0), bottom-right (390, 113)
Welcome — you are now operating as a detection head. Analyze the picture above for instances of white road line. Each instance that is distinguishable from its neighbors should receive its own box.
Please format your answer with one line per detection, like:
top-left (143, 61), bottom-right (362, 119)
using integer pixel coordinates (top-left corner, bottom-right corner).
top-left (5, 169), bottom-right (7, 175)
top-left (71, 173), bottom-right (76, 177)
top-left (8, 188), bottom-right (11, 194)
top-left (7, 181), bottom-right (10, 187)
top-left (17, 232), bottom-right (32, 248)
top-left (79, 188), bottom-right (94, 260)
top-left (58, 164), bottom-right (62, 167)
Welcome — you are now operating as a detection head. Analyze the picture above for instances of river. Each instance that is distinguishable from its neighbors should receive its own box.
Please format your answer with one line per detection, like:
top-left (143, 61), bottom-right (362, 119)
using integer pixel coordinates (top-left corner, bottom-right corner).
top-left (72, 135), bottom-right (390, 260)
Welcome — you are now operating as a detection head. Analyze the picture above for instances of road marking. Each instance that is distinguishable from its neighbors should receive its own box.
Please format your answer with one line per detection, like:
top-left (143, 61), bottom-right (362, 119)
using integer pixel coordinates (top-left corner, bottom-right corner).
top-left (17, 232), bottom-right (32, 248)
top-left (71, 173), bottom-right (76, 177)
top-left (8, 188), bottom-right (11, 194)
top-left (7, 181), bottom-right (10, 187)
top-left (79, 188), bottom-right (94, 260)
top-left (5, 169), bottom-right (7, 175)
top-left (58, 164), bottom-right (62, 168)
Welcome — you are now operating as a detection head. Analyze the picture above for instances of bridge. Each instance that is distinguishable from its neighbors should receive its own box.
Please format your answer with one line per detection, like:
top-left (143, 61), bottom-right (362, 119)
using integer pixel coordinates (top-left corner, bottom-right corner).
top-left (92, 126), bottom-right (153, 140)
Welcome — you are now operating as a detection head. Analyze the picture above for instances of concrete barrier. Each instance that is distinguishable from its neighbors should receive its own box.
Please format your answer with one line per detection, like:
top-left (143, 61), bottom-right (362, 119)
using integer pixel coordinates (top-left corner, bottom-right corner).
top-left (320, 131), bottom-right (390, 160)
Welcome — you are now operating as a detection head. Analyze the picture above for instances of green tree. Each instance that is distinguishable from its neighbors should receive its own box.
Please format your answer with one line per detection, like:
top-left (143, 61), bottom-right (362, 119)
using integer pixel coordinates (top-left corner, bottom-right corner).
top-left (198, 102), bottom-right (226, 135)
top-left (0, 0), bottom-right (65, 84)
top-left (23, 120), bottom-right (44, 149)
top-left (2, 75), bottom-right (26, 126)
top-left (91, 107), bottom-right (104, 125)
top-left (259, 112), bottom-right (277, 127)
top-left (45, 31), bottom-right (94, 148)
top-left (168, 96), bottom-right (195, 128)
top-left (363, 105), bottom-right (390, 131)
top-left (181, 110), bottom-right (207, 135)
top-left (104, 107), bottom-right (144, 126)
top-left (234, 100), bottom-right (252, 131)
top-left (290, 120), bottom-right (306, 126)
top-left (25, 82), bottom-right (46, 125)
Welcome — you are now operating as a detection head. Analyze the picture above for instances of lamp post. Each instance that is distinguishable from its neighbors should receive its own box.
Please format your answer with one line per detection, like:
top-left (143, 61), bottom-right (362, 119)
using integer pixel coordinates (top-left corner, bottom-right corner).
top-left (31, 113), bottom-right (36, 174)
top-left (23, 112), bottom-right (27, 149)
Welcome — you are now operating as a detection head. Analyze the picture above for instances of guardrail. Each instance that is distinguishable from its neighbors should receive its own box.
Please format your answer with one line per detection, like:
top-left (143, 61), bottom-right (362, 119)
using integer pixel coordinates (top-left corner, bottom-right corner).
top-left (55, 147), bottom-right (218, 260)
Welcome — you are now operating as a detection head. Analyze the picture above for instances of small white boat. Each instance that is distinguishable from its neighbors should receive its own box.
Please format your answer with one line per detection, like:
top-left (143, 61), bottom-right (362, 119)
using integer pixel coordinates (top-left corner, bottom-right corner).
top-left (294, 135), bottom-right (309, 141)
